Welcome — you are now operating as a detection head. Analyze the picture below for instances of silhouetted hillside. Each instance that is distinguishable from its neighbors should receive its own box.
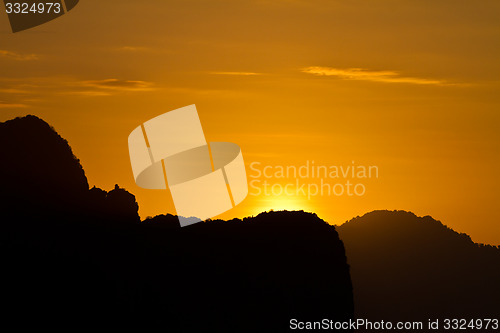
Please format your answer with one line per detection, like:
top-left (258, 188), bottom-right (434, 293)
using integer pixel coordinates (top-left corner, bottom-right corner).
top-left (338, 210), bottom-right (500, 327)
top-left (0, 115), bottom-right (88, 209)
top-left (0, 115), bottom-right (140, 222)
top-left (138, 211), bottom-right (354, 332)
top-left (3, 209), bottom-right (353, 331)
top-left (1, 116), bottom-right (353, 332)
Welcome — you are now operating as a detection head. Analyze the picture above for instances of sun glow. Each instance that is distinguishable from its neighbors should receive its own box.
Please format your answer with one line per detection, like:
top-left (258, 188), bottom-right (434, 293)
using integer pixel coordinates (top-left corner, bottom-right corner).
top-left (250, 196), bottom-right (314, 216)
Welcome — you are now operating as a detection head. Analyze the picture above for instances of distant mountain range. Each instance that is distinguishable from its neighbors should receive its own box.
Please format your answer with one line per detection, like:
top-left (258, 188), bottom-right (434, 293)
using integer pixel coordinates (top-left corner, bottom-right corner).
top-left (1, 115), bottom-right (498, 332)
top-left (338, 210), bottom-right (500, 325)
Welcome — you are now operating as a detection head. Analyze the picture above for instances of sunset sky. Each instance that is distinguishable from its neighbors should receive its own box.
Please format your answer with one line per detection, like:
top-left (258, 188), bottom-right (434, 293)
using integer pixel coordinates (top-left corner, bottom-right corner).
top-left (1, 0), bottom-right (499, 244)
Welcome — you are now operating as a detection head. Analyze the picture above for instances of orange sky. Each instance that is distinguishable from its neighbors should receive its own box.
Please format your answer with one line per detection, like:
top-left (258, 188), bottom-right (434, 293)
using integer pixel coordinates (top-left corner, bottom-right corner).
top-left (1, 0), bottom-right (499, 244)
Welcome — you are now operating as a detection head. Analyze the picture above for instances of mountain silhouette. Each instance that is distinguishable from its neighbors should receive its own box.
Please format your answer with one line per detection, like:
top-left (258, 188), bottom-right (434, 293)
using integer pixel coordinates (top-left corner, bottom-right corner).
top-left (139, 211), bottom-right (354, 332)
top-left (0, 115), bottom-right (88, 210)
top-left (1, 115), bottom-right (353, 332)
top-left (4, 115), bottom-right (498, 331)
top-left (338, 210), bottom-right (500, 327)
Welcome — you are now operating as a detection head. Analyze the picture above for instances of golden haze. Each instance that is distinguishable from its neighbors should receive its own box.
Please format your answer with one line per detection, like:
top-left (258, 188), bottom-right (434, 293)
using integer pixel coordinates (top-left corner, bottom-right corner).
top-left (0, 0), bottom-right (499, 244)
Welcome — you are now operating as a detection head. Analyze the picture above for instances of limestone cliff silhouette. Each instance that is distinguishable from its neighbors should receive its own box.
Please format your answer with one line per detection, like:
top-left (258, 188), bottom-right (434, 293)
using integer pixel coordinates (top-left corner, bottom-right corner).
top-left (1, 115), bottom-right (353, 332)
top-left (338, 210), bottom-right (500, 325)
top-left (0, 115), bottom-right (88, 209)
top-left (140, 211), bottom-right (354, 332)
top-left (0, 115), bottom-right (140, 222)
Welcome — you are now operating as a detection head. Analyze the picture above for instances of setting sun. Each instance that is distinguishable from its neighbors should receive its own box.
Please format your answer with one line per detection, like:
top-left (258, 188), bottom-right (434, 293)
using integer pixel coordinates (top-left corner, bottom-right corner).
top-left (249, 196), bottom-right (315, 217)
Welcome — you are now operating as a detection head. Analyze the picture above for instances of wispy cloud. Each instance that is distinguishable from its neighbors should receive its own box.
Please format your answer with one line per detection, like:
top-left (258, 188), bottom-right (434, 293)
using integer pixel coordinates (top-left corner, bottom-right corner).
top-left (69, 90), bottom-right (114, 97)
top-left (210, 71), bottom-right (263, 76)
top-left (0, 88), bottom-right (30, 94)
top-left (0, 50), bottom-right (38, 61)
top-left (80, 79), bottom-right (155, 92)
top-left (301, 67), bottom-right (445, 85)
top-left (0, 101), bottom-right (28, 108)
top-left (0, 77), bottom-right (156, 106)
top-left (118, 46), bottom-right (151, 52)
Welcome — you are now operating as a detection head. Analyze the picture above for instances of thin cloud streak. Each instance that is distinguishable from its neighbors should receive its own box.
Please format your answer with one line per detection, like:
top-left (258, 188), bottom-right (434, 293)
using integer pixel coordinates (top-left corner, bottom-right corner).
top-left (0, 78), bottom-right (156, 105)
top-left (302, 67), bottom-right (445, 85)
top-left (118, 46), bottom-right (151, 52)
top-left (0, 101), bottom-right (28, 108)
top-left (0, 50), bottom-right (38, 61)
top-left (210, 71), bottom-right (263, 76)
top-left (67, 91), bottom-right (113, 97)
top-left (0, 88), bottom-right (30, 94)
top-left (81, 79), bottom-right (155, 92)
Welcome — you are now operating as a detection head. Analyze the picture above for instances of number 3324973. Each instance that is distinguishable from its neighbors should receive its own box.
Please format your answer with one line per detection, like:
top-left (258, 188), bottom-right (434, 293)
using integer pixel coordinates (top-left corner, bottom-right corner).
top-left (5, 2), bottom-right (62, 14)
